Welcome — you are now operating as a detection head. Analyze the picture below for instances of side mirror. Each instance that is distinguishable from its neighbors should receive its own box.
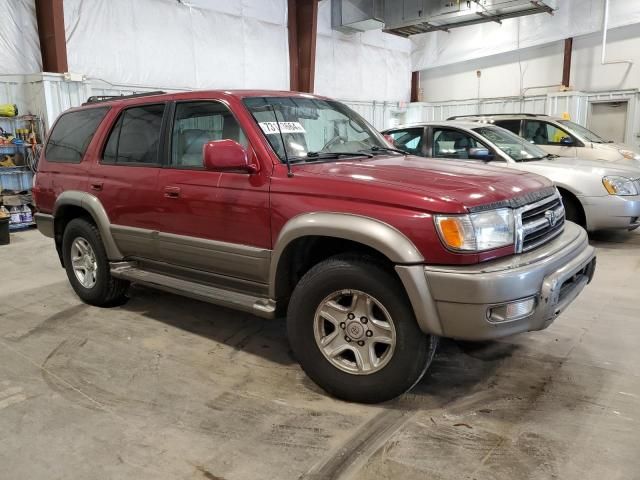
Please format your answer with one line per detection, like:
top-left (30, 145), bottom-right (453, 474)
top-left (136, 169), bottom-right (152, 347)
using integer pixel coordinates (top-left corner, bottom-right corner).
top-left (203, 140), bottom-right (257, 173)
top-left (468, 147), bottom-right (494, 161)
top-left (560, 136), bottom-right (574, 145)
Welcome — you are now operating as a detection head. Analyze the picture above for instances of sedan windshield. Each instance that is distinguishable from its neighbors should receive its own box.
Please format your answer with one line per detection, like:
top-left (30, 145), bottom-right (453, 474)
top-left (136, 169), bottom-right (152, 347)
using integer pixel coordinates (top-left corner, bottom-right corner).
top-left (243, 96), bottom-right (392, 163)
top-left (558, 120), bottom-right (607, 143)
top-left (473, 125), bottom-right (549, 161)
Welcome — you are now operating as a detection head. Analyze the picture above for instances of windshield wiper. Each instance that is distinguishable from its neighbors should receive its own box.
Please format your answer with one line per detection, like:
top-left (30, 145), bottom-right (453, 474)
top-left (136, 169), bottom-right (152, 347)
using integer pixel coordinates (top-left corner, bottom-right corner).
top-left (289, 151), bottom-right (374, 163)
top-left (366, 145), bottom-right (408, 155)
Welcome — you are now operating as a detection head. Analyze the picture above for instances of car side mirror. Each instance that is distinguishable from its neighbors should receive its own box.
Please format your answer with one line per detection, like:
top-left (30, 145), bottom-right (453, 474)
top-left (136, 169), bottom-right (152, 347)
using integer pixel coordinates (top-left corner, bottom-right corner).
top-left (203, 140), bottom-right (258, 173)
top-left (560, 136), bottom-right (574, 146)
top-left (468, 147), bottom-right (495, 161)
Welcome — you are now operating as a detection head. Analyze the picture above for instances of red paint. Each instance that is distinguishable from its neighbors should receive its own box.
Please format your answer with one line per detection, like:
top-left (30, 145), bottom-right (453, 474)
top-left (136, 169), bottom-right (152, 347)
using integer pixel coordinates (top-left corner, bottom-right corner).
top-left (35, 90), bottom-right (553, 265)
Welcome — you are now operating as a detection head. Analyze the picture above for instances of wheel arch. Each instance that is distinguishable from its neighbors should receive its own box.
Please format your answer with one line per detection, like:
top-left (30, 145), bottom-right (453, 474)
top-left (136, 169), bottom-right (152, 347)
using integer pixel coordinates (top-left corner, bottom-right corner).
top-left (269, 212), bottom-right (424, 301)
top-left (54, 191), bottom-right (122, 261)
top-left (555, 185), bottom-right (587, 228)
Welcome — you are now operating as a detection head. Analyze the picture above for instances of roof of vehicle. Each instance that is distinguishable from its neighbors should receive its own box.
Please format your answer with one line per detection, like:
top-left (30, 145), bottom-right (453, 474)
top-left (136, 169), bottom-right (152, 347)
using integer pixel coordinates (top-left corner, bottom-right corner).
top-left (445, 113), bottom-right (561, 121)
top-left (383, 120), bottom-right (501, 131)
top-left (79, 89), bottom-right (331, 108)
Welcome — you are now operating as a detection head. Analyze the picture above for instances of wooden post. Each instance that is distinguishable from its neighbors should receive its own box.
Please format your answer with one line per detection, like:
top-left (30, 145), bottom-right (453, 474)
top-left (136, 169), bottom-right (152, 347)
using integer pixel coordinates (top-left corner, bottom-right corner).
top-left (562, 38), bottom-right (573, 89)
top-left (411, 71), bottom-right (420, 102)
top-left (288, 0), bottom-right (319, 93)
top-left (35, 0), bottom-right (68, 73)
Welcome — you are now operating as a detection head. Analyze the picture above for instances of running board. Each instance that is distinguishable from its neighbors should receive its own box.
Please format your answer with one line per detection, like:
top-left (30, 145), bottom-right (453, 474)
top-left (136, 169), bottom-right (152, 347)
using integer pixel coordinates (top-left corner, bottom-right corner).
top-left (110, 263), bottom-right (276, 319)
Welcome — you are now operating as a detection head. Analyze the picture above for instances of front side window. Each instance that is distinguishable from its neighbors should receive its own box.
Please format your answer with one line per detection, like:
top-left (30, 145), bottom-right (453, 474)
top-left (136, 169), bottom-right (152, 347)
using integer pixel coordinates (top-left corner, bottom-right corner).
top-left (170, 101), bottom-right (248, 167)
top-left (388, 128), bottom-right (424, 155)
top-left (45, 107), bottom-right (109, 163)
top-left (103, 104), bottom-right (165, 165)
top-left (523, 120), bottom-right (572, 146)
top-left (473, 126), bottom-right (548, 161)
top-left (432, 128), bottom-right (487, 159)
top-left (243, 96), bottom-right (391, 163)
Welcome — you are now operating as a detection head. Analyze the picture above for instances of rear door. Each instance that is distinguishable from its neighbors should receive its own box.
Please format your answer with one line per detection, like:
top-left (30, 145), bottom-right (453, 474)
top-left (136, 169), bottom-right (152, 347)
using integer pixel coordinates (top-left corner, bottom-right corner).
top-left (522, 120), bottom-right (578, 157)
top-left (88, 103), bottom-right (167, 258)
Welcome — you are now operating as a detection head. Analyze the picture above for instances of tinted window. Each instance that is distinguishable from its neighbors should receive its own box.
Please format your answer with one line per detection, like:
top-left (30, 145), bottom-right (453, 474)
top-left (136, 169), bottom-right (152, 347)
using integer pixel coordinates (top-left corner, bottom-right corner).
top-left (494, 120), bottom-right (521, 135)
top-left (103, 104), bottom-right (165, 164)
top-left (523, 120), bottom-right (572, 146)
top-left (432, 128), bottom-right (488, 159)
top-left (171, 101), bottom-right (248, 167)
top-left (388, 128), bottom-right (424, 155)
top-left (45, 107), bottom-right (108, 163)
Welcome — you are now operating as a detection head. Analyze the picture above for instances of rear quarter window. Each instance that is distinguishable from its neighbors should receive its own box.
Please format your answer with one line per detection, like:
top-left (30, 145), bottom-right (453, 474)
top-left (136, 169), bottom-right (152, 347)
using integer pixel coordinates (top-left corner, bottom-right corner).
top-left (44, 107), bottom-right (109, 163)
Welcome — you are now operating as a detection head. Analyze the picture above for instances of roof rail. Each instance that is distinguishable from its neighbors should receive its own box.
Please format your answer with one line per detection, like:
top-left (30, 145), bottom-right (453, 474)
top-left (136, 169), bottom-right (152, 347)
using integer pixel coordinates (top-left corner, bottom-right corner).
top-left (82, 90), bottom-right (167, 106)
top-left (447, 113), bottom-right (544, 120)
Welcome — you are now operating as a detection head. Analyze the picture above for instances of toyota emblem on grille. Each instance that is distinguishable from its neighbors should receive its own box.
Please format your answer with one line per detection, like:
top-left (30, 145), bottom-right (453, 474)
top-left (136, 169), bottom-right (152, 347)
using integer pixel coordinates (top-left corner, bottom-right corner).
top-left (545, 209), bottom-right (557, 227)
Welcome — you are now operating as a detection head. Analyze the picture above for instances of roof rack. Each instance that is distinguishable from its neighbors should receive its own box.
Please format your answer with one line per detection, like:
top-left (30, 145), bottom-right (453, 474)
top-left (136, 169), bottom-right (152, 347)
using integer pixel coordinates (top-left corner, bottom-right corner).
top-left (82, 90), bottom-right (167, 106)
top-left (447, 113), bottom-right (544, 120)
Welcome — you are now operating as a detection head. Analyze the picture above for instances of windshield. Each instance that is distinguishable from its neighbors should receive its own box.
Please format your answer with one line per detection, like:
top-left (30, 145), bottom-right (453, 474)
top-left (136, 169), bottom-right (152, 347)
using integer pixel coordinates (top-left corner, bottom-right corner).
top-left (243, 96), bottom-right (390, 163)
top-left (473, 126), bottom-right (549, 161)
top-left (558, 120), bottom-right (606, 143)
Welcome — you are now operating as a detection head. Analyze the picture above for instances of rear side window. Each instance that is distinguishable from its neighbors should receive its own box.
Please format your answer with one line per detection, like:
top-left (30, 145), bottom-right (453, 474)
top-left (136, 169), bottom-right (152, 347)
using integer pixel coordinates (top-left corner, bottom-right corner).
top-left (388, 128), bottom-right (424, 156)
top-left (494, 120), bottom-right (521, 136)
top-left (45, 107), bottom-right (108, 163)
top-left (103, 104), bottom-right (165, 165)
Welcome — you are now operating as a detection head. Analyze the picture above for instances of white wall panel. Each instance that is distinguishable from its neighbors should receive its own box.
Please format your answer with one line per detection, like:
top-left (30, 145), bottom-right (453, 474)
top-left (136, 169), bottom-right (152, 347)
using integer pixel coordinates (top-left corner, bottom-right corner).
top-left (63, 0), bottom-right (290, 90)
top-left (0, 0), bottom-right (41, 75)
top-left (411, 0), bottom-right (640, 72)
top-left (314, 0), bottom-right (411, 102)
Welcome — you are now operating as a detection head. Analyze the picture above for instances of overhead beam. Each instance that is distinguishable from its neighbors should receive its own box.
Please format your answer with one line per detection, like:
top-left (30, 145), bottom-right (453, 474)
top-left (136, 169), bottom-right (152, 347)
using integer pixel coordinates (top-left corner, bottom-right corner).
top-left (562, 37), bottom-right (573, 88)
top-left (288, 0), bottom-right (319, 93)
top-left (35, 0), bottom-right (68, 73)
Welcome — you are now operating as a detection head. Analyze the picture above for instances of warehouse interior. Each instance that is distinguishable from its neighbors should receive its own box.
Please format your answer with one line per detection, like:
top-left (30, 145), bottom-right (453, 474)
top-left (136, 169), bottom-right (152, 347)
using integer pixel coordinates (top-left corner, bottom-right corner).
top-left (1, 1), bottom-right (640, 479)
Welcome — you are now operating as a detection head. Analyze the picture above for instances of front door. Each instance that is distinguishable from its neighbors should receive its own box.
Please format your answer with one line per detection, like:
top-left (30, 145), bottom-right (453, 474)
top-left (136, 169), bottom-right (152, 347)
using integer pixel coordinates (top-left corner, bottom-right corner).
top-left (156, 100), bottom-right (271, 287)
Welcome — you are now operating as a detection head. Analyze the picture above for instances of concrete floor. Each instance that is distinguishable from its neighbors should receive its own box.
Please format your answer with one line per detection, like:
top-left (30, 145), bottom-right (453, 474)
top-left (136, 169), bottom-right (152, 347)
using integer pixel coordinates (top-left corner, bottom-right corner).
top-left (1, 229), bottom-right (639, 480)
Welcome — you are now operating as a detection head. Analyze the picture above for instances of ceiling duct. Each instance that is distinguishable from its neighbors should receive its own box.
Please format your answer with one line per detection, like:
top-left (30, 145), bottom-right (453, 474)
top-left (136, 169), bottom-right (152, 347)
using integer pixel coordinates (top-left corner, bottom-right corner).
top-left (383, 0), bottom-right (556, 37)
top-left (332, 0), bottom-right (385, 33)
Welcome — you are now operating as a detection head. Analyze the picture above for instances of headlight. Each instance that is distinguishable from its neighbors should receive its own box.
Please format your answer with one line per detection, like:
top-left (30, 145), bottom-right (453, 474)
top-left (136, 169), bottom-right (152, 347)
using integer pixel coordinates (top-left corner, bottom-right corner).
top-left (602, 176), bottom-right (639, 196)
top-left (435, 208), bottom-right (514, 252)
top-left (619, 149), bottom-right (640, 161)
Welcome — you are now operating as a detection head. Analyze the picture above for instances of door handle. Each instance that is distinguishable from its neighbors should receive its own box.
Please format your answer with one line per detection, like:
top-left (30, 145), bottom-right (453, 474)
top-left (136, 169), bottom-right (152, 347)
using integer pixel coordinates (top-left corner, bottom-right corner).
top-left (90, 182), bottom-right (103, 191)
top-left (164, 186), bottom-right (181, 198)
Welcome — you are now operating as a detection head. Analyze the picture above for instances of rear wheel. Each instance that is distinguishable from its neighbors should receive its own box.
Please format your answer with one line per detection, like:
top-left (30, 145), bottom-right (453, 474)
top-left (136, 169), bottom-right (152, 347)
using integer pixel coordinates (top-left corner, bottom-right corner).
top-left (287, 254), bottom-right (438, 403)
top-left (62, 218), bottom-right (129, 306)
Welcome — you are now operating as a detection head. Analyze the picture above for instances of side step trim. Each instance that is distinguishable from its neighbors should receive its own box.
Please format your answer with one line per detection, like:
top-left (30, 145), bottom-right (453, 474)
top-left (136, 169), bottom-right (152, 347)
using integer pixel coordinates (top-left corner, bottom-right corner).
top-left (110, 263), bottom-right (276, 319)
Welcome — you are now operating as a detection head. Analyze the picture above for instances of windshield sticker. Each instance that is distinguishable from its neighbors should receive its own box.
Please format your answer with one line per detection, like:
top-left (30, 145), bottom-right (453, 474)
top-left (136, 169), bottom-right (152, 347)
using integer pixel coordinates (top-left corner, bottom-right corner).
top-left (259, 122), bottom-right (306, 135)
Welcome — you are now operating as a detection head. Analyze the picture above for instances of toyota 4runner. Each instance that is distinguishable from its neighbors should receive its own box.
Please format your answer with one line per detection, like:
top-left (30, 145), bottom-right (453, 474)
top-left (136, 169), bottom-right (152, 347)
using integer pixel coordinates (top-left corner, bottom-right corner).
top-left (33, 90), bottom-right (596, 403)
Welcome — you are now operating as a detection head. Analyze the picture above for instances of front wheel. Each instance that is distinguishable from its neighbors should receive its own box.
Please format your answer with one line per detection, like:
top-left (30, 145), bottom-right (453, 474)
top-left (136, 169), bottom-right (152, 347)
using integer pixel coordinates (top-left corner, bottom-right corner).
top-left (287, 254), bottom-right (438, 403)
top-left (62, 218), bottom-right (129, 306)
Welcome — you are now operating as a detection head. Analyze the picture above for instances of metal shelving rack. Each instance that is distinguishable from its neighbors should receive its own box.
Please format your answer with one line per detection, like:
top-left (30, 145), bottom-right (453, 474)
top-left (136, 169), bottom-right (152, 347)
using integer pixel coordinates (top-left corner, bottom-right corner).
top-left (0, 114), bottom-right (44, 231)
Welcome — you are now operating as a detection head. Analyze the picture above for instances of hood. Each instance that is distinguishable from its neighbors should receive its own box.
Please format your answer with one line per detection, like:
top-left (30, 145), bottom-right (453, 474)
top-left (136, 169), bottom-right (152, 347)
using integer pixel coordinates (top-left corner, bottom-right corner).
top-left (528, 156), bottom-right (640, 177)
top-left (292, 155), bottom-right (551, 212)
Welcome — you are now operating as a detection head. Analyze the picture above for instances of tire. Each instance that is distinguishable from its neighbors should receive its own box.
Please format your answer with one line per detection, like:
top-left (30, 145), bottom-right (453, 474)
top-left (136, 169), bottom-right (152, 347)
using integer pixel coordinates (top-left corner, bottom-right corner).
top-left (287, 254), bottom-right (438, 403)
top-left (561, 193), bottom-right (586, 228)
top-left (62, 218), bottom-right (129, 307)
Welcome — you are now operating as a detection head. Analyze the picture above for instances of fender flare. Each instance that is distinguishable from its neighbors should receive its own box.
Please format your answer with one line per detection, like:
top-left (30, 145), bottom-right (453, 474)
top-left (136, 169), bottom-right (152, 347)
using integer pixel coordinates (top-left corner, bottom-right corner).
top-left (54, 191), bottom-right (123, 260)
top-left (268, 212), bottom-right (424, 298)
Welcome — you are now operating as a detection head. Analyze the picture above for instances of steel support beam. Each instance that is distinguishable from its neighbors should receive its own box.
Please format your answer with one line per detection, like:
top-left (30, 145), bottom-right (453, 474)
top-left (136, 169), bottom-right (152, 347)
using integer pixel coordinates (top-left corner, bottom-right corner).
top-left (562, 37), bottom-right (573, 88)
top-left (411, 71), bottom-right (420, 102)
top-left (288, 0), bottom-right (319, 93)
top-left (35, 0), bottom-right (68, 73)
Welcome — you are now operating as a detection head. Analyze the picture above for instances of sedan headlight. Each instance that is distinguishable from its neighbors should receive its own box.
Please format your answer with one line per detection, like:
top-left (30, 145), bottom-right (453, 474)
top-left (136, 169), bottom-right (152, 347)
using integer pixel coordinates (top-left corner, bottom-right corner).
top-left (602, 176), bottom-right (639, 196)
top-left (435, 208), bottom-right (514, 252)
top-left (619, 149), bottom-right (640, 161)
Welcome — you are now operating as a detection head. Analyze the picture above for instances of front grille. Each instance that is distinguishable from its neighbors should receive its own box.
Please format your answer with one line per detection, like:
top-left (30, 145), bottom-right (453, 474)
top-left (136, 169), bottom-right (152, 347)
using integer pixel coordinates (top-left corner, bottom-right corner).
top-left (633, 178), bottom-right (640, 193)
top-left (517, 192), bottom-right (565, 253)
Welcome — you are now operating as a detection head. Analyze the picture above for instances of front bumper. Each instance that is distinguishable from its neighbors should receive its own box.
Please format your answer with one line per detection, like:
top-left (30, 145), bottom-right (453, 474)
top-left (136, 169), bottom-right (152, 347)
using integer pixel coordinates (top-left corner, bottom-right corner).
top-left (396, 222), bottom-right (596, 341)
top-left (581, 194), bottom-right (640, 231)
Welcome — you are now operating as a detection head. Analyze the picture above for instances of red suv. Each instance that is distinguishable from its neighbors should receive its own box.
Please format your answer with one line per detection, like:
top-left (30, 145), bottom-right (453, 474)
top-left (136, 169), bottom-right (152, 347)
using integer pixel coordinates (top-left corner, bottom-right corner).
top-left (33, 90), bottom-right (596, 403)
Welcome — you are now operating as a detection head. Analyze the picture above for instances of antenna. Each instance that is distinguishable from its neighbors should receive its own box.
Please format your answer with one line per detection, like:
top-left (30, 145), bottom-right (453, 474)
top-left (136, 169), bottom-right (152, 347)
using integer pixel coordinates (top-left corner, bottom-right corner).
top-left (268, 104), bottom-right (293, 178)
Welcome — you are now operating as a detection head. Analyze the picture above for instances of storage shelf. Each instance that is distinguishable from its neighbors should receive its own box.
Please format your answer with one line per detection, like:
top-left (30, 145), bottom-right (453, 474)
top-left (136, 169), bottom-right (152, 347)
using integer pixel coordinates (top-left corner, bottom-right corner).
top-left (9, 221), bottom-right (35, 231)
